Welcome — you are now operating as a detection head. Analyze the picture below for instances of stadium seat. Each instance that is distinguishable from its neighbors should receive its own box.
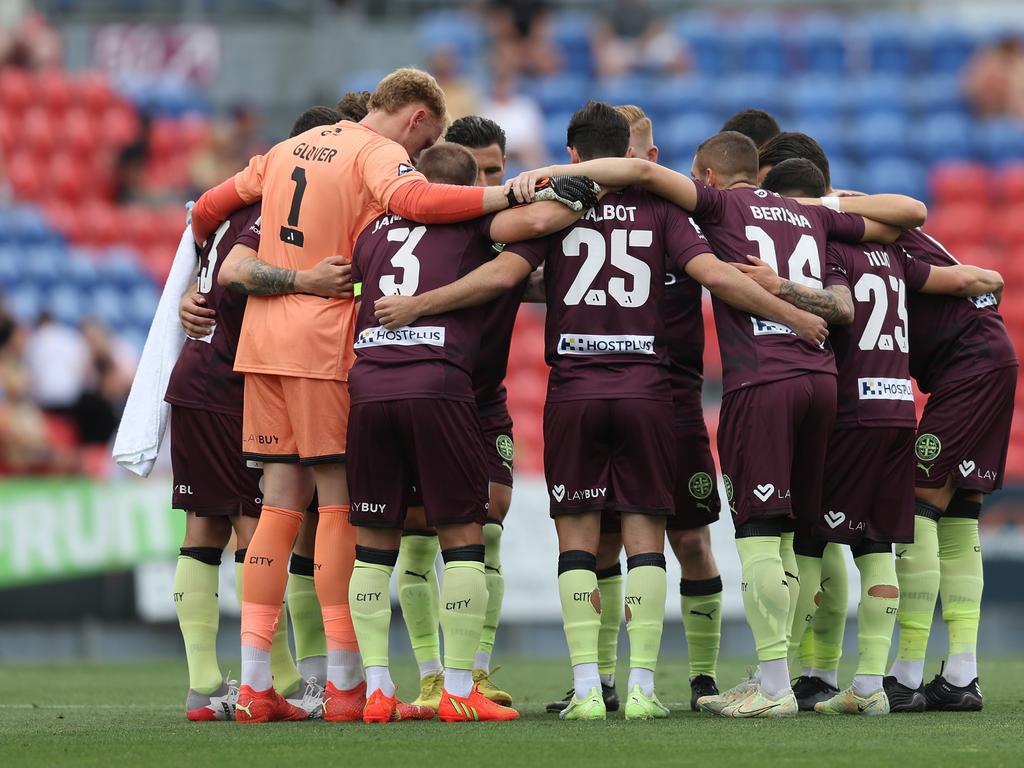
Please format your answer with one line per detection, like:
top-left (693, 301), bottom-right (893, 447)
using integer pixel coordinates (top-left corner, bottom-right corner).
top-left (646, 77), bottom-right (713, 121)
top-left (976, 119), bottom-right (1024, 164)
top-left (994, 163), bottom-right (1024, 203)
top-left (860, 157), bottom-right (928, 201)
top-left (918, 113), bottom-right (975, 164)
top-left (416, 10), bottom-right (484, 67)
top-left (23, 107), bottom-right (56, 157)
top-left (0, 68), bottom-right (32, 112)
top-left (991, 205), bottom-right (1024, 249)
top-left (789, 116), bottom-right (845, 161)
top-left (786, 75), bottom-right (845, 118)
top-left (672, 12), bottom-right (726, 76)
top-left (732, 15), bottom-right (787, 77)
top-left (662, 113), bottom-right (720, 165)
top-left (550, 12), bottom-right (594, 76)
top-left (7, 284), bottom-right (43, 323)
top-left (913, 74), bottom-right (970, 115)
top-left (862, 17), bottom-right (917, 75)
top-left (38, 69), bottom-right (73, 113)
top-left (792, 15), bottom-right (848, 76)
top-left (850, 114), bottom-right (910, 162)
top-left (532, 74), bottom-right (591, 115)
top-left (713, 76), bottom-right (785, 122)
top-left (921, 203), bottom-right (992, 251)
top-left (929, 163), bottom-right (991, 206)
top-left (844, 75), bottom-right (909, 118)
top-left (48, 283), bottom-right (86, 326)
top-left (922, 24), bottom-right (978, 75)
top-left (595, 75), bottom-right (656, 115)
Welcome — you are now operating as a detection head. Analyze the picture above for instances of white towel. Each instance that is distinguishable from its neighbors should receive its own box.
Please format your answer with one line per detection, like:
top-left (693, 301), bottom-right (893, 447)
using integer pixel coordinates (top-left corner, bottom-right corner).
top-left (112, 204), bottom-right (199, 477)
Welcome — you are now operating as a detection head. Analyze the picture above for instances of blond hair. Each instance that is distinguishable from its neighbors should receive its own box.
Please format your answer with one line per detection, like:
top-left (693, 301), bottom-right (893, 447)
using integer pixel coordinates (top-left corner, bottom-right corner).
top-left (369, 68), bottom-right (448, 120)
top-left (615, 104), bottom-right (653, 145)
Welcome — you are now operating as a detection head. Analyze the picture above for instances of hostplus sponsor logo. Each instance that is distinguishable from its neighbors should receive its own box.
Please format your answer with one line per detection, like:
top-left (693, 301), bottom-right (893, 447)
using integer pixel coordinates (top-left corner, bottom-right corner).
top-left (969, 293), bottom-right (998, 309)
top-left (354, 325), bottom-right (445, 348)
top-left (550, 484), bottom-right (607, 503)
top-left (557, 333), bottom-right (655, 356)
top-left (750, 317), bottom-right (795, 337)
top-left (858, 377), bottom-right (914, 401)
top-left (915, 433), bottom-right (942, 477)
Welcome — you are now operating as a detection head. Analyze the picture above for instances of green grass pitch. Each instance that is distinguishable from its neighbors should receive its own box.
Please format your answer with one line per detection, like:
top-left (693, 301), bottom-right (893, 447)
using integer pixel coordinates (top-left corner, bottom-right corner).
top-left (2, 657), bottom-right (1022, 767)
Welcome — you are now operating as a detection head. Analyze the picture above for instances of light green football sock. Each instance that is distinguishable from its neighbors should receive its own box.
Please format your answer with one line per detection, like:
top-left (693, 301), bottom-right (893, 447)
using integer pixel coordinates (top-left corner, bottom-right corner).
top-left (596, 568), bottom-right (623, 676)
top-left (174, 554), bottom-right (223, 695)
top-left (558, 567), bottom-right (601, 666)
top-left (811, 543), bottom-right (848, 673)
top-left (780, 532), bottom-right (800, 646)
top-left (680, 576), bottom-right (722, 679)
top-left (477, 523), bottom-right (504, 658)
top-left (625, 560), bottom-right (667, 672)
top-left (349, 559), bottom-right (395, 669)
top-left (440, 560), bottom-right (488, 670)
top-left (853, 552), bottom-right (899, 678)
top-left (736, 536), bottom-right (790, 662)
top-left (789, 554), bottom-right (822, 662)
top-left (895, 513), bottom-right (940, 662)
top-left (287, 572), bottom-right (326, 662)
top-left (396, 534), bottom-right (441, 666)
top-left (938, 517), bottom-right (984, 656)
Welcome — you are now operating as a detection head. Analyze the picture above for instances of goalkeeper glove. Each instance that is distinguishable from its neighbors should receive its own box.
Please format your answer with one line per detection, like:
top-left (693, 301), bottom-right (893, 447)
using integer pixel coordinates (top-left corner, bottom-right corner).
top-left (508, 176), bottom-right (600, 211)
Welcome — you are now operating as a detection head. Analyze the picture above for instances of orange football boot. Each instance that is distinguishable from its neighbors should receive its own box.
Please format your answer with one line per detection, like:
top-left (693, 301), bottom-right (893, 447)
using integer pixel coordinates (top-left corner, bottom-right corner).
top-left (322, 680), bottom-right (367, 722)
top-left (438, 684), bottom-right (520, 722)
top-left (234, 685), bottom-right (309, 723)
top-left (362, 688), bottom-right (435, 723)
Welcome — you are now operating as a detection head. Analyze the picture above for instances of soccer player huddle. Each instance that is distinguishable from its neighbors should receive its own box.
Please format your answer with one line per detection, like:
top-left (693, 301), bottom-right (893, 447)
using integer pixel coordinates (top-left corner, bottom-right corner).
top-left (164, 67), bottom-right (1015, 723)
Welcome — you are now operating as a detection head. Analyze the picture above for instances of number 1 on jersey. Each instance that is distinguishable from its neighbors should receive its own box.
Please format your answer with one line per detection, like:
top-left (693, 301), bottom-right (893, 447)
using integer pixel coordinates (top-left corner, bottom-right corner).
top-left (280, 166), bottom-right (306, 247)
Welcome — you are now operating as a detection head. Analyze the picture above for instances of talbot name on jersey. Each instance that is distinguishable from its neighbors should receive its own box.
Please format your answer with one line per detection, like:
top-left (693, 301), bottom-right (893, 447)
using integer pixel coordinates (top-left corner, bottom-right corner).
top-left (858, 377), bottom-right (915, 401)
top-left (749, 206), bottom-right (812, 229)
top-left (582, 204), bottom-right (638, 223)
top-left (292, 142), bottom-right (338, 163)
top-left (354, 325), bottom-right (445, 348)
top-left (557, 333), bottom-right (655, 355)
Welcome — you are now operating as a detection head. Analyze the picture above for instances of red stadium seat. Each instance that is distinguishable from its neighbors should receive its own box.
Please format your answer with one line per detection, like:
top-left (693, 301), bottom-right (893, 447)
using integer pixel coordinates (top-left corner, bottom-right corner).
top-left (994, 163), bottom-right (1024, 204)
top-left (180, 114), bottom-right (211, 150)
top-left (37, 69), bottom-right (73, 114)
top-left (922, 203), bottom-right (992, 252)
top-left (62, 107), bottom-right (98, 154)
top-left (148, 117), bottom-right (179, 160)
top-left (75, 71), bottom-right (115, 112)
top-left (23, 106), bottom-right (57, 156)
top-left (44, 200), bottom-right (84, 241)
top-left (101, 103), bottom-right (141, 147)
top-left (929, 163), bottom-right (990, 207)
top-left (991, 204), bottom-right (1024, 249)
top-left (0, 69), bottom-right (32, 111)
top-left (49, 151), bottom-right (87, 203)
top-left (6, 152), bottom-right (43, 200)
top-left (78, 200), bottom-right (121, 246)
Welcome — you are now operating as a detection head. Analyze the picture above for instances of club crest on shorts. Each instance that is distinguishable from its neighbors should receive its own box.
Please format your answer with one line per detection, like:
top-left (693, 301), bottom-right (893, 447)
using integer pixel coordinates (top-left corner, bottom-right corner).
top-left (722, 474), bottom-right (736, 515)
top-left (496, 434), bottom-right (515, 464)
top-left (687, 471), bottom-right (713, 499)
top-left (915, 433), bottom-right (941, 462)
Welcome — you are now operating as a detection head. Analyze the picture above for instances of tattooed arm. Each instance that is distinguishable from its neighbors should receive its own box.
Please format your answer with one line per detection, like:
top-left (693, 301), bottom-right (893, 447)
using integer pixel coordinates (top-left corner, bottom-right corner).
top-left (733, 255), bottom-right (854, 325)
top-left (218, 244), bottom-right (353, 298)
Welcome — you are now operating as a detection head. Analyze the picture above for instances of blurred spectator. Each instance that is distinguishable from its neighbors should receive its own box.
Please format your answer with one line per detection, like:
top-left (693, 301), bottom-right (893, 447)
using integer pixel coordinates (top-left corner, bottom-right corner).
top-left (188, 105), bottom-right (267, 198)
top-left (480, 69), bottom-right (547, 168)
top-left (963, 35), bottom-right (1024, 119)
top-left (76, 320), bottom-right (135, 445)
top-left (0, 1), bottom-right (61, 70)
top-left (591, 0), bottom-right (689, 79)
top-left (487, 0), bottom-right (562, 77)
top-left (113, 119), bottom-right (153, 205)
top-left (24, 312), bottom-right (91, 415)
top-left (428, 45), bottom-right (479, 119)
top-left (0, 303), bottom-right (55, 472)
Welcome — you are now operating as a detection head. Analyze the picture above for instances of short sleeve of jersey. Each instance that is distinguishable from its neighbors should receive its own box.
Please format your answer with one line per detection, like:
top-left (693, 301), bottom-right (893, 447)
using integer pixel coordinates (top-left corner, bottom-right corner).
top-left (823, 242), bottom-right (853, 290)
top-left (507, 234), bottom-right (549, 269)
top-left (900, 248), bottom-right (932, 291)
top-left (664, 202), bottom-right (710, 274)
top-left (233, 207), bottom-right (262, 251)
top-left (233, 152), bottom-right (269, 205)
top-left (815, 205), bottom-right (866, 244)
top-left (691, 180), bottom-right (726, 225)
top-left (359, 139), bottom-right (429, 211)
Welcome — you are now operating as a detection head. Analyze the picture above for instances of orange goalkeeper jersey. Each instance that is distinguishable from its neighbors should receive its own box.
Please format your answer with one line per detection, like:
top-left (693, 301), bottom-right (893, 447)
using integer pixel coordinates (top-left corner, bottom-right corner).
top-left (232, 120), bottom-right (427, 380)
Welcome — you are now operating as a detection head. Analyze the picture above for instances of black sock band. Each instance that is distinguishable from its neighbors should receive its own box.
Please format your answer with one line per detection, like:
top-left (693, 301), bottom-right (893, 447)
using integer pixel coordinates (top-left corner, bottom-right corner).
top-left (914, 500), bottom-right (943, 522)
top-left (484, 517), bottom-right (504, 528)
top-left (355, 545), bottom-right (399, 567)
top-left (627, 552), bottom-right (666, 570)
top-left (558, 550), bottom-right (597, 575)
top-left (289, 553), bottom-right (315, 577)
top-left (851, 539), bottom-right (892, 558)
top-left (680, 575), bottom-right (723, 596)
top-left (401, 529), bottom-right (438, 538)
top-left (944, 498), bottom-right (982, 520)
top-left (234, 548), bottom-right (246, 564)
top-left (596, 563), bottom-right (622, 580)
top-left (180, 546), bottom-right (222, 566)
top-left (735, 520), bottom-right (783, 539)
top-left (441, 544), bottom-right (486, 564)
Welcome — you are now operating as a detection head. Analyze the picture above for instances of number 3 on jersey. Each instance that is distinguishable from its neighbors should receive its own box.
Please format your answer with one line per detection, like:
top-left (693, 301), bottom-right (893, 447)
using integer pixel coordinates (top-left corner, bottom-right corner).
top-left (379, 225), bottom-right (426, 296)
top-left (562, 228), bottom-right (652, 307)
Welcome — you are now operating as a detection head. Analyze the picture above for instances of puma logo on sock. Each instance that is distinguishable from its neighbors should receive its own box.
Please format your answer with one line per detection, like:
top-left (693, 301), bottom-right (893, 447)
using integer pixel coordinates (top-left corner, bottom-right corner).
top-left (689, 609), bottom-right (716, 620)
top-left (404, 570), bottom-right (430, 582)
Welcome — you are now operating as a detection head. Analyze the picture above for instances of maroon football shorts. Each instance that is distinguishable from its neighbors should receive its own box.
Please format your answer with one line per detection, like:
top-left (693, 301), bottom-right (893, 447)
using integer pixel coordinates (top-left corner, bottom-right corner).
top-left (820, 426), bottom-right (916, 544)
top-left (478, 402), bottom-right (514, 489)
top-left (669, 413), bottom-right (721, 531)
top-left (717, 373), bottom-right (837, 530)
top-left (347, 399), bottom-right (489, 529)
top-left (914, 365), bottom-right (1017, 494)
top-left (543, 398), bottom-right (674, 517)
top-left (170, 405), bottom-right (262, 517)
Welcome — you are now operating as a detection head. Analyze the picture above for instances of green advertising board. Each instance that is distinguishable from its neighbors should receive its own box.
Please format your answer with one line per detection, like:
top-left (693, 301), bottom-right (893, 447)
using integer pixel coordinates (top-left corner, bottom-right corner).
top-left (0, 478), bottom-right (184, 587)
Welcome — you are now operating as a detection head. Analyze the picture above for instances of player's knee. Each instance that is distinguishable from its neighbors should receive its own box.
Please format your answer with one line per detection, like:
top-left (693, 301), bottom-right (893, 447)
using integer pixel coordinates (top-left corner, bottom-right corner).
top-left (183, 513), bottom-right (232, 549)
top-left (437, 521), bottom-right (483, 550)
top-left (488, 483), bottom-right (512, 522)
top-left (667, 527), bottom-right (712, 567)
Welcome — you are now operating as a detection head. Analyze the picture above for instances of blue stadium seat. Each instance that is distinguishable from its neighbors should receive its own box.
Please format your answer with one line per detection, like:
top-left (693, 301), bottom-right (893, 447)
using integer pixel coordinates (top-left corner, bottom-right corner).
top-left (48, 283), bottom-right (85, 326)
top-left (532, 74), bottom-right (592, 114)
top-left (918, 113), bottom-right (975, 163)
top-left (128, 284), bottom-right (159, 326)
top-left (662, 113), bottom-right (720, 165)
top-left (22, 245), bottom-right (63, 284)
top-left (976, 119), bottom-right (1024, 164)
top-left (595, 75), bottom-right (656, 114)
top-left (732, 15), bottom-right (787, 77)
top-left (646, 78), bottom-right (713, 121)
top-left (0, 245), bottom-right (19, 286)
top-left (827, 158), bottom-right (860, 192)
top-left (551, 12), bottom-right (594, 76)
top-left (923, 24), bottom-right (978, 75)
top-left (861, 17), bottom-right (917, 75)
top-left (342, 70), bottom-right (387, 95)
top-left (67, 250), bottom-right (100, 290)
top-left (416, 10), bottom-right (485, 67)
top-left (100, 247), bottom-right (146, 290)
top-left (672, 12), bottom-right (726, 76)
top-left (789, 116), bottom-right (845, 163)
top-left (850, 113), bottom-right (911, 161)
top-left (90, 285), bottom-right (126, 326)
top-left (786, 75), bottom-right (845, 118)
top-left (543, 111), bottom-right (574, 159)
top-left (7, 284), bottom-right (42, 323)
top-left (844, 75), bottom-right (909, 118)
top-left (713, 76), bottom-right (785, 123)
top-left (859, 157), bottom-right (927, 201)
top-left (912, 74), bottom-right (969, 116)
top-left (793, 16), bottom-right (848, 76)
top-left (0, 205), bottom-right (58, 247)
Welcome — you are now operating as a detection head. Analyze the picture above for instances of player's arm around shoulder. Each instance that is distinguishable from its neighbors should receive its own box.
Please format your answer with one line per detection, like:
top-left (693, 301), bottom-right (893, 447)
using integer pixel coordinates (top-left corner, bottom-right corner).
top-left (218, 244), bottom-right (353, 298)
top-left (920, 263), bottom-right (1004, 299)
top-left (800, 193), bottom-right (927, 241)
top-left (732, 254), bottom-right (854, 326)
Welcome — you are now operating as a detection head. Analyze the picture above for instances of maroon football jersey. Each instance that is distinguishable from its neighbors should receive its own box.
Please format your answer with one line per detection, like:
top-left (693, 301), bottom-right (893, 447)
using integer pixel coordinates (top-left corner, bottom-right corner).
top-left (509, 187), bottom-right (708, 402)
top-left (898, 228), bottom-right (1018, 393)
top-left (349, 212), bottom-right (497, 405)
top-left (472, 278), bottom-right (528, 411)
top-left (165, 204), bottom-right (261, 415)
top-left (824, 241), bottom-right (931, 428)
top-left (661, 218), bottom-right (710, 419)
top-left (691, 183), bottom-right (865, 393)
